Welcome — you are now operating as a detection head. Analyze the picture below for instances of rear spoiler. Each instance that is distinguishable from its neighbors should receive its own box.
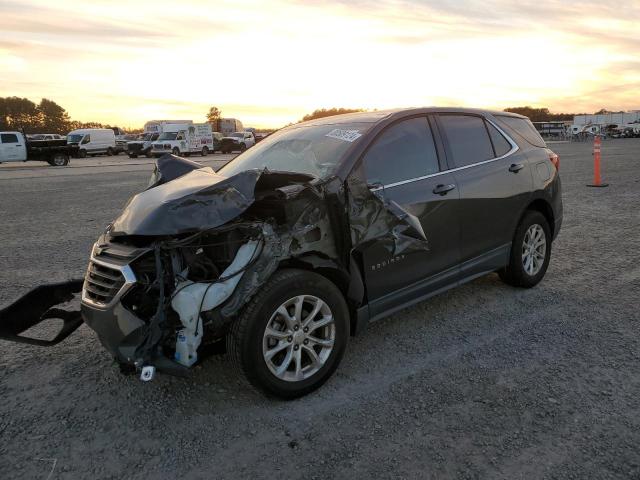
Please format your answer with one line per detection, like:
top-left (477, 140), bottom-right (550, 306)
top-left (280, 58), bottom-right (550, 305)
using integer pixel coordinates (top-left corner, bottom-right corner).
top-left (0, 279), bottom-right (84, 346)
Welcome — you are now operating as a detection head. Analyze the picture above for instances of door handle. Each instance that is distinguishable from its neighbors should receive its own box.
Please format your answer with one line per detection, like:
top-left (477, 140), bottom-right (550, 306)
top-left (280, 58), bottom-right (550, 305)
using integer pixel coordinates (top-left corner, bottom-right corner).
top-left (509, 163), bottom-right (524, 173)
top-left (433, 184), bottom-right (456, 195)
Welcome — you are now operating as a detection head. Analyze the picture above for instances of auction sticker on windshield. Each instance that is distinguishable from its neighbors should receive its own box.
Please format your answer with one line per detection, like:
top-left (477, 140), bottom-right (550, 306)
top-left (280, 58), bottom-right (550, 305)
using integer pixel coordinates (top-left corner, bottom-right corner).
top-left (325, 129), bottom-right (362, 142)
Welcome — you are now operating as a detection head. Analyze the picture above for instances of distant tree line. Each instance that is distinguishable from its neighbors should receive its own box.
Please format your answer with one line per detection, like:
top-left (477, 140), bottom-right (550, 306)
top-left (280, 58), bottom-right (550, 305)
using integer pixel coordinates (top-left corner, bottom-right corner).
top-left (0, 96), bottom-right (124, 134)
top-left (301, 108), bottom-right (364, 122)
top-left (502, 106), bottom-right (625, 122)
top-left (301, 107), bottom-right (623, 124)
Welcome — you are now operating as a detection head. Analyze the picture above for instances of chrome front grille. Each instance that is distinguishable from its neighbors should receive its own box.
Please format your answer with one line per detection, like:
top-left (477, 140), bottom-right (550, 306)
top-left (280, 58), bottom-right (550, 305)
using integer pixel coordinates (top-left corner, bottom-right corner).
top-left (82, 242), bottom-right (145, 309)
top-left (84, 261), bottom-right (125, 306)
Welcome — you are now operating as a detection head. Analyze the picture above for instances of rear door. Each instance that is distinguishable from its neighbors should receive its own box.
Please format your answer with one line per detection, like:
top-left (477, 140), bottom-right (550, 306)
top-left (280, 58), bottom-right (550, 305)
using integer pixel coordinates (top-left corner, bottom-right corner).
top-left (0, 133), bottom-right (26, 162)
top-left (436, 113), bottom-right (532, 277)
top-left (351, 116), bottom-right (461, 314)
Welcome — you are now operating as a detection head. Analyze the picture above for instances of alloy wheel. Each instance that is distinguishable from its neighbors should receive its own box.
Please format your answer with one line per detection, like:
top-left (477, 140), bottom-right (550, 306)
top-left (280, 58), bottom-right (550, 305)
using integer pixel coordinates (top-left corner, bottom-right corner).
top-left (522, 224), bottom-right (546, 276)
top-left (262, 295), bottom-right (335, 382)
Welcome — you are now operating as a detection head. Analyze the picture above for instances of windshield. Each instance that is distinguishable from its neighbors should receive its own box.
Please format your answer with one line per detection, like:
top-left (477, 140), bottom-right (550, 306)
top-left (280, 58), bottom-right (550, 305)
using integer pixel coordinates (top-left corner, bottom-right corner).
top-left (229, 132), bottom-right (244, 138)
top-left (67, 134), bottom-right (83, 143)
top-left (143, 133), bottom-right (158, 141)
top-left (158, 132), bottom-right (178, 141)
top-left (218, 122), bottom-right (370, 178)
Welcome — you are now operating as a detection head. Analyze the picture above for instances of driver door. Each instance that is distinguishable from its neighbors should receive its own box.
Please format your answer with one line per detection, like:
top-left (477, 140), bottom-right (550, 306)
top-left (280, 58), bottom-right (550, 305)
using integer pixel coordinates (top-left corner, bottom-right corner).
top-left (350, 116), bottom-right (461, 317)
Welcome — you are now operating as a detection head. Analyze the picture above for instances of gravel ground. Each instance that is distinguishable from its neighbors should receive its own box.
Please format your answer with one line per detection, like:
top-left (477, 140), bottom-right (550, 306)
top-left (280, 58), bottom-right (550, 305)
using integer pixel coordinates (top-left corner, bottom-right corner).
top-left (1, 139), bottom-right (639, 479)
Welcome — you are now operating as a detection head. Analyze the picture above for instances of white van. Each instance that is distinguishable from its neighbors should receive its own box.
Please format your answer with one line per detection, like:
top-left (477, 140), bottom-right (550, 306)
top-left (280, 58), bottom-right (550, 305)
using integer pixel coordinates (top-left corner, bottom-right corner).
top-left (151, 123), bottom-right (214, 157)
top-left (67, 128), bottom-right (116, 158)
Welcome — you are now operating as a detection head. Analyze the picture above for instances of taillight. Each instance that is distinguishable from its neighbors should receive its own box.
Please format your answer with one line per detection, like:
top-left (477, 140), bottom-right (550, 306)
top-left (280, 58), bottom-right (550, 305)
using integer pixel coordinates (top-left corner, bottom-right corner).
top-left (548, 151), bottom-right (560, 171)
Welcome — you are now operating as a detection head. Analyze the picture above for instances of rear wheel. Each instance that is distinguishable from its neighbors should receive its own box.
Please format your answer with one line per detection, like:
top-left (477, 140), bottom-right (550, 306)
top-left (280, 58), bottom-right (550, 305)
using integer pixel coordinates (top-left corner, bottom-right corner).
top-left (48, 153), bottom-right (69, 166)
top-left (228, 269), bottom-right (349, 399)
top-left (128, 153), bottom-right (138, 159)
top-left (499, 210), bottom-right (551, 288)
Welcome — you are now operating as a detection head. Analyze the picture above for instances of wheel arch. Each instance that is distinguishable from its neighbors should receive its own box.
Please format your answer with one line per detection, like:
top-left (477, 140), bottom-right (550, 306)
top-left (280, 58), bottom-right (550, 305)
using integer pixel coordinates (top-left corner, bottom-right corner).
top-left (521, 197), bottom-right (555, 238)
top-left (277, 255), bottom-right (360, 335)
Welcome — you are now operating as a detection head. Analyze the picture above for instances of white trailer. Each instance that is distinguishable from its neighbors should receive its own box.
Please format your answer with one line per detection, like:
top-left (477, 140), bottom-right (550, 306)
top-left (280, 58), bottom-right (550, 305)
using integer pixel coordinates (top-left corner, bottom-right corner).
top-left (151, 123), bottom-right (214, 157)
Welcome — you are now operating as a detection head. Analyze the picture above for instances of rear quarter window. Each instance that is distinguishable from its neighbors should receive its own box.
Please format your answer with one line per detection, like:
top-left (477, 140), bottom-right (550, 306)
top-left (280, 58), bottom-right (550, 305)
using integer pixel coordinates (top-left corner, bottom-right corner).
top-left (486, 122), bottom-right (513, 157)
top-left (495, 115), bottom-right (546, 148)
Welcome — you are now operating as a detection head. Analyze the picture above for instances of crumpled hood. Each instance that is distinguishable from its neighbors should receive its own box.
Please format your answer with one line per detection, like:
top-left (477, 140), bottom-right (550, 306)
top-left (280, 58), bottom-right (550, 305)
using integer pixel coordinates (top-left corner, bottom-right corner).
top-left (110, 168), bottom-right (260, 236)
top-left (109, 156), bottom-right (316, 237)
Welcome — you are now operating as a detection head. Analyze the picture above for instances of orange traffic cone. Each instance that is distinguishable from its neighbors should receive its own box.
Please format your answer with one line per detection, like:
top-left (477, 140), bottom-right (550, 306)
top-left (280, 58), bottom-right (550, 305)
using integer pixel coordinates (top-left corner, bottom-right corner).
top-left (587, 135), bottom-right (608, 187)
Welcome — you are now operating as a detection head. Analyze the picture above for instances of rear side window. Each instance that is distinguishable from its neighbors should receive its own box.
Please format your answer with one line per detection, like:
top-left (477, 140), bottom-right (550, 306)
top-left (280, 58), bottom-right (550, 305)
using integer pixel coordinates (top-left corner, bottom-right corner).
top-left (439, 115), bottom-right (494, 167)
top-left (486, 122), bottom-right (512, 157)
top-left (363, 117), bottom-right (439, 186)
top-left (1, 133), bottom-right (18, 143)
top-left (495, 115), bottom-right (546, 148)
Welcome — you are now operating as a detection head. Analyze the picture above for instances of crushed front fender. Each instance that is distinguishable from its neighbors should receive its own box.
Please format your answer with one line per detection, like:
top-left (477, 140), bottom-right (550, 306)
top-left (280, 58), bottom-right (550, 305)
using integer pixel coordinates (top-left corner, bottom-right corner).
top-left (0, 279), bottom-right (84, 346)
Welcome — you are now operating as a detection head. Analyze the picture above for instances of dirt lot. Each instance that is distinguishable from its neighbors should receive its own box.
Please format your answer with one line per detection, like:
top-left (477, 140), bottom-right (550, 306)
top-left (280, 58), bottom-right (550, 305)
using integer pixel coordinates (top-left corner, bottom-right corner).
top-left (1, 139), bottom-right (639, 479)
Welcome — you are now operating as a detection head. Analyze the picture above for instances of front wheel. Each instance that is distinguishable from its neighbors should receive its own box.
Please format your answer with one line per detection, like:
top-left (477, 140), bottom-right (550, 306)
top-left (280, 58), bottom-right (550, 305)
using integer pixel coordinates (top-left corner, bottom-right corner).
top-left (227, 269), bottom-right (349, 399)
top-left (128, 153), bottom-right (138, 159)
top-left (106, 147), bottom-right (114, 156)
top-left (499, 210), bottom-right (551, 288)
top-left (201, 147), bottom-right (209, 156)
top-left (78, 149), bottom-right (87, 158)
top-left (239, 143), bottom-right (247, 152)
top-left (171, 147), bottom-right (180, 156)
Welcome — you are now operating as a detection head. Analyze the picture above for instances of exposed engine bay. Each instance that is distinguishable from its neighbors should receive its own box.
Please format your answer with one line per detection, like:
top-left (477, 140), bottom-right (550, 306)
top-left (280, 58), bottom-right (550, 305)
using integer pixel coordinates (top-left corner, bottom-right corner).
top-left (0, 154), bottom-right (429, 380)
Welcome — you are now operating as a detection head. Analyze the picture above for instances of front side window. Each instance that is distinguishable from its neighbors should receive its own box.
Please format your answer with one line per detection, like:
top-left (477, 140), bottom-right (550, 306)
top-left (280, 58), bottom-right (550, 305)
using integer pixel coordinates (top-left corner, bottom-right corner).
top-left (439, 115), bottom-right (494, 168)
top-left (158, 132), bottom-right (178, 141)
top-left (1, 133), bottom-right (18, 143)
top-left (81, 135), bottom-right (90, 144)
top-left (362, 117), bottom-right (439, 186)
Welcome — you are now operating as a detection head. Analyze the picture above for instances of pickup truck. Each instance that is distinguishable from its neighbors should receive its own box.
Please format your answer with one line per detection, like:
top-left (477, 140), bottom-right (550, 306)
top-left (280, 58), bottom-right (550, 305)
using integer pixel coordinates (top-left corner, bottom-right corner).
top-left (0, 131), bottom-right (79, 166)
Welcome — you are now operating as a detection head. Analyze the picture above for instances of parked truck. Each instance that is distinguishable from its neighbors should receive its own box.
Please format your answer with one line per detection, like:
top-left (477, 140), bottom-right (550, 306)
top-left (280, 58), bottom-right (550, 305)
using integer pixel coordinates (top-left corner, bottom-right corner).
top-left (0, 131), bottom-right (79, 166)
top-left (127, 120), bottom-right (194, 158)
top-left (216, 118), bottom-right (244, 134)
top-left (150, 122), bottom-right (214, 157)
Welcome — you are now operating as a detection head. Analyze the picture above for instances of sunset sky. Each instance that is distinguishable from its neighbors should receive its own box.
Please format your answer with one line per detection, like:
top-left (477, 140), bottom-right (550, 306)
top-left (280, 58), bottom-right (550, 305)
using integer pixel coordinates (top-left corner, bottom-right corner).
top-left (1, 0), bottom-right (639, 128)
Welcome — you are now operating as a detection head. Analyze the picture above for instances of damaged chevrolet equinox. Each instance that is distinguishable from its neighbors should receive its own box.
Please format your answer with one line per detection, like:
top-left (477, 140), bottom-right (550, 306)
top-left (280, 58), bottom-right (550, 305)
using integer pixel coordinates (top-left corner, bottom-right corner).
top-left (1, 108), bottom-right (562, 398)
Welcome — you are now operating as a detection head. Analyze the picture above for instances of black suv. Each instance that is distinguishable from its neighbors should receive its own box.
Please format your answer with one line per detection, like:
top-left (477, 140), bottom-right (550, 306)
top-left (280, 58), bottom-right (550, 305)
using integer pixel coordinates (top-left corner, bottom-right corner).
top-left (2, 108), bottom-right (562, 399)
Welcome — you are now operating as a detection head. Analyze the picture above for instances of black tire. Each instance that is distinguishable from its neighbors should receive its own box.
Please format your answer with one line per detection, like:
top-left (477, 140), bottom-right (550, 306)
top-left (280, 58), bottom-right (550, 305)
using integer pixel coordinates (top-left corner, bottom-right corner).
top-left (172, 147), bottom-right (180, 156)
top-left (145, 150), bottom-right (153, 158)
top-left (227, 269), bottom-right (350, 399)
top-left (48, 153), bottom-right (69, 167)
top-left (128, 153), bottom-right (138, 159)
top-left (499, 210), bottom-right (551, 288)
top-left (78, 149), bottom-right (87, 158)
top-left (201, 147), bottom-right (209, 156)
top-left (239, 143), bottom-right (247, 152)
top-left (106, 147), bottom-right (114, 156)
